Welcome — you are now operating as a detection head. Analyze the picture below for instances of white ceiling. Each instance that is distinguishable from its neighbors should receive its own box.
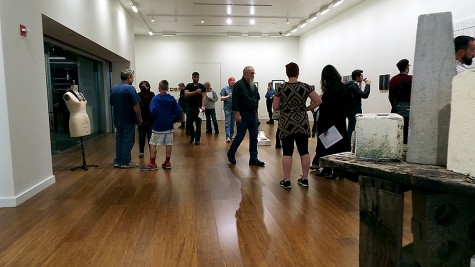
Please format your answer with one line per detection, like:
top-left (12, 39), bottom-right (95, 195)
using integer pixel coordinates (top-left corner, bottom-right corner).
top-left (120, 0), bottom-right (366, 37)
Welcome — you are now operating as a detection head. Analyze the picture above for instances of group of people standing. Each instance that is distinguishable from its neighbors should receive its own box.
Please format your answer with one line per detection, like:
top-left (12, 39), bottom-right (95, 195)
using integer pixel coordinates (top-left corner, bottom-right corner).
top-left (110, 69), bottom-right (182, 170)
top-left (109, 37), bottom-right (474, 185)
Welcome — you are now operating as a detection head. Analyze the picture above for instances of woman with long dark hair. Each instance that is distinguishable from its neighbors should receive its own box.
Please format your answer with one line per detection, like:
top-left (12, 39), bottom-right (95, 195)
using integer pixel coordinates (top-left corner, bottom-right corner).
top-left (310, 65), bottom-right (350, 177)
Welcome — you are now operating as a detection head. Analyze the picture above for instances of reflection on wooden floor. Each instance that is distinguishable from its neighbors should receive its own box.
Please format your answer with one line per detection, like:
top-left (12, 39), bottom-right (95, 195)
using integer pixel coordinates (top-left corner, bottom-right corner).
top-left (0, 121), bottom-right (413, 266)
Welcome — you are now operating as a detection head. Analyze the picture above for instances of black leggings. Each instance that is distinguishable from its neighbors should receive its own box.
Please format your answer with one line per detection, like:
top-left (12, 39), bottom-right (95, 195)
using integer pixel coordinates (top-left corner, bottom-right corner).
top-left (281, 134), bottom-right (309, 157)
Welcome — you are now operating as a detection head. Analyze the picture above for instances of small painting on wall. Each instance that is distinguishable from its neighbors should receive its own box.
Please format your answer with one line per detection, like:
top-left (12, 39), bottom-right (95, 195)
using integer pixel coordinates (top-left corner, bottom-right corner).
top-left (272, 80), bottom-right (285, 90)
top-left (379, 74), bottom-right (390, 90)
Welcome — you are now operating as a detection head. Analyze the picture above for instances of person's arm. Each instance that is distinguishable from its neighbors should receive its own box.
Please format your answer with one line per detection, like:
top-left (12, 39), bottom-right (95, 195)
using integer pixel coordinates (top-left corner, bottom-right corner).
top-left (173, 101), bottom-right (183, 122)
top-left (133, 104), bottom-right (143, 126)
top-left (211, 91), bottom-right (218, 102)
top-left (307, 91), bottom-right (321, 111)
top-left (272, 96), bottom-right (280, 111)
top-left (356, 80), bottom-right (371, 99)
top-left (201, 90), bottom-right (206, 111)
top-left (232, 83), bottom-right (242, 123)
top-left (265, 90), bottom-right (272, 98)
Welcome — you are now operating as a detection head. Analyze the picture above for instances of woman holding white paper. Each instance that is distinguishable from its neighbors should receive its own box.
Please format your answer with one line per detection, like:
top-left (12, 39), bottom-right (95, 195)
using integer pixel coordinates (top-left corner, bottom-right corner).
top-left (310, 65), bottom-right (350, 178)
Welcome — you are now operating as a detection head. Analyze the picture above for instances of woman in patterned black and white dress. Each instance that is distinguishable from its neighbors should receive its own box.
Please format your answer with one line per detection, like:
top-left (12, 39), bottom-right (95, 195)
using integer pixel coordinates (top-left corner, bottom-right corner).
top-left (273, 62), bottom-right (321, 189)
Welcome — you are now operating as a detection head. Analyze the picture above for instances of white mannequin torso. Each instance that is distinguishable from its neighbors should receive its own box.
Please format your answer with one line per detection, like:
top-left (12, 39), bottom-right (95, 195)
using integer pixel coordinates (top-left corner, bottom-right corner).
top-left (63, 85), bottom-right (91, 137)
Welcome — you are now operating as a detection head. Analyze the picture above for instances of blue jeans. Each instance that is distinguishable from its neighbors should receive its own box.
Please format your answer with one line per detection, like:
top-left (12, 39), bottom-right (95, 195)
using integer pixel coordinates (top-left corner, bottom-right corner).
top-left (227, 112), bottom-right (258, 160)
top-left (205, 108), bottom-right (219, 132)
top-left (114, 124), bottom-right (136, 165)
top-left (138, 123), bottom-right (153, 153)
top-left (224, 110), bottom-right (235, 139)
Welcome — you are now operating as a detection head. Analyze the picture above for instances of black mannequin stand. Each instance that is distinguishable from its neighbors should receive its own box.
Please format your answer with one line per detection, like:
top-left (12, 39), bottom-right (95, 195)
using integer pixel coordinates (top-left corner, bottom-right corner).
top-left (71, 137), bottom-right (98, 171)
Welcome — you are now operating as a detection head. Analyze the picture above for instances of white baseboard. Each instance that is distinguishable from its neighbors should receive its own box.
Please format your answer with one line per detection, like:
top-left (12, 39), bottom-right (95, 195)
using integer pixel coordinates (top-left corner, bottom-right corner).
top-left (0, 175), bottom-right (55, 207)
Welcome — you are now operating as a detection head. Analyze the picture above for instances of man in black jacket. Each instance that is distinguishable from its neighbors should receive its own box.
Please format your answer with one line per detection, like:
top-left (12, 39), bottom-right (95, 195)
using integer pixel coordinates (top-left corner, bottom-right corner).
top-left (345, 69), bottom-right (371, 140)
top-left (226, 66), bottom-right (265, 167)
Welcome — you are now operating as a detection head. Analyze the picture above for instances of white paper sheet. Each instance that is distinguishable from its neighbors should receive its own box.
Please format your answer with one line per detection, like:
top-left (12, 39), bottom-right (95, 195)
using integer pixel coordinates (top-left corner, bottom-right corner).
top-left (198, 109), bottom-right (205, 120)
top-left (319, 126), bottom-right (343, 149)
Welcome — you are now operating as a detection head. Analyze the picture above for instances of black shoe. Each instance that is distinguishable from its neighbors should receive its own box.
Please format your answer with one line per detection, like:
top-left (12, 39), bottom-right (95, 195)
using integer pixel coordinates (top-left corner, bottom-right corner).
top-left (249, 159), bottom-right (265, 167)
top-left (258, 121), bottom-right (261, 126)
top-left (215, 130), bottom-right (219, 134)
top-left (275, 142), bottom-right (281, 149)
top-left (280, 179), bottom-right (291, 189)
top-left (298, 178), bottom-right (309, 187)
top-left (266, 120), bottom-right (274, 124)
top-left (189, 137), bottom-right (194, 144)
top-left (194, 140), bottom-right (200, 145)
top-left (178, 124), bottom-right (185, 129)
top-left (227, 153), bottom-right (236, 165)
top-left (206, 130), bottom-right (212, 133)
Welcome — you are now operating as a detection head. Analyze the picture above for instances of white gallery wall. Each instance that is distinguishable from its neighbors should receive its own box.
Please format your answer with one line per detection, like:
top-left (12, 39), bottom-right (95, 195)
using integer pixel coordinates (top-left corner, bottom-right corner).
top-left (135, 0), bottom-right (474, 117)
top-left (135, 35), bottom-right (299, 119)
top-left (0, 0), bottom-right (135, 207)
top-left (299, 0), bottom-right (475, 113)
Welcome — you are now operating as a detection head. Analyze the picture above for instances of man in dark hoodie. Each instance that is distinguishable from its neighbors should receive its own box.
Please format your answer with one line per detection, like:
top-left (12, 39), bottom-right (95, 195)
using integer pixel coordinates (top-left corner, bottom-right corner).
top-left (142, 80), bottom-right (182, 170)
top-left (345, 69), bottom-right (371, 140)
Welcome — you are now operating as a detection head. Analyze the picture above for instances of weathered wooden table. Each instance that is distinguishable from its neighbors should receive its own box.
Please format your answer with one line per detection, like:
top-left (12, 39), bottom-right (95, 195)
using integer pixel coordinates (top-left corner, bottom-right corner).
top-left (320, 152), bottom-right (475, 267)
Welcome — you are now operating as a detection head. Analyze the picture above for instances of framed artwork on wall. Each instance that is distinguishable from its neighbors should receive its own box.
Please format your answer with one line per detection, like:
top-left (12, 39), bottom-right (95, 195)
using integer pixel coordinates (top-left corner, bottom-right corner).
top-left (272, 80), bottom-right (285, 90)
top-left (342, 75), bottom-right (351, 83)
top-left (379, 74), bottom-right (390, 90)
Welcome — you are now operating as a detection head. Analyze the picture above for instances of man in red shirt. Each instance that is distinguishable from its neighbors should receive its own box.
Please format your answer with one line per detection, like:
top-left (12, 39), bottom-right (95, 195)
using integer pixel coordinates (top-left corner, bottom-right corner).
top-left (389, 59), bottom-right (412, 144)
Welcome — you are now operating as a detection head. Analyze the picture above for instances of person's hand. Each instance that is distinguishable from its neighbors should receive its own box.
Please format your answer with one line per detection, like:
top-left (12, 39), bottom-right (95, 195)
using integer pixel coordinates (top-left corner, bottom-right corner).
top-left (196, 89), bottom-right (202, 94)
top-left (235, 113), bottom-right (242, 123)
top-left (365, 79), bottom-right (371, 85)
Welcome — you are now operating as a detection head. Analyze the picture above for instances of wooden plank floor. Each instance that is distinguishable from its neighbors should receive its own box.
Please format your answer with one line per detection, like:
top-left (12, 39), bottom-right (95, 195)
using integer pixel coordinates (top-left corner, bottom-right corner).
top-left (0, 121), bottom-right (413, 267)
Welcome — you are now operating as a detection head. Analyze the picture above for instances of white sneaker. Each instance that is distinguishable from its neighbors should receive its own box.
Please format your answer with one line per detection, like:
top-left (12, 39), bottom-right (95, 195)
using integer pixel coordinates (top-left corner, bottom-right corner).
top-left (120, 162), bottom-right (139, 169)
top-left (226, 138), bottom-right (231, 143)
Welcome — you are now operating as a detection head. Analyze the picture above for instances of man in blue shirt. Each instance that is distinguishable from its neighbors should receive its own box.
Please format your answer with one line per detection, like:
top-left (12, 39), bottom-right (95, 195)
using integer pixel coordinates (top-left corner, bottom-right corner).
top-left (110, 69), bottom-right (142, 168)
top-left (220, 77), bottom-right (236, 143)
top-left (265, 82), bottom-right (275, 124)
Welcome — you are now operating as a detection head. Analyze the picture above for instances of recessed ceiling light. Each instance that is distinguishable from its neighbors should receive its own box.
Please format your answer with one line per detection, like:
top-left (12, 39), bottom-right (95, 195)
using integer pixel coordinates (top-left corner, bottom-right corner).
top-left (309, 14), bottom-right (317, 22)
top-left (148, 31), bottom-right (153, 36)
top-left (250, 18), bottom-right (255, 25)
top-left (286, 18), bottom-right (290, 24)
top-left (201, 20), bottom-right (205, 24)
top-left (131, 2), bottom-right (138, 13)
top-left (151, 18), bottom-right (155, 22)
top-left (333, 0), bottom-right (344, 7)
top-left (226, 18), bottom-right (232, 24)
top-left (321, 7), bottom-right (330, 15)
top-left (250, 6), bottom-right (255, 15)
top-left (227, 5), bottom-right (232, 15)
